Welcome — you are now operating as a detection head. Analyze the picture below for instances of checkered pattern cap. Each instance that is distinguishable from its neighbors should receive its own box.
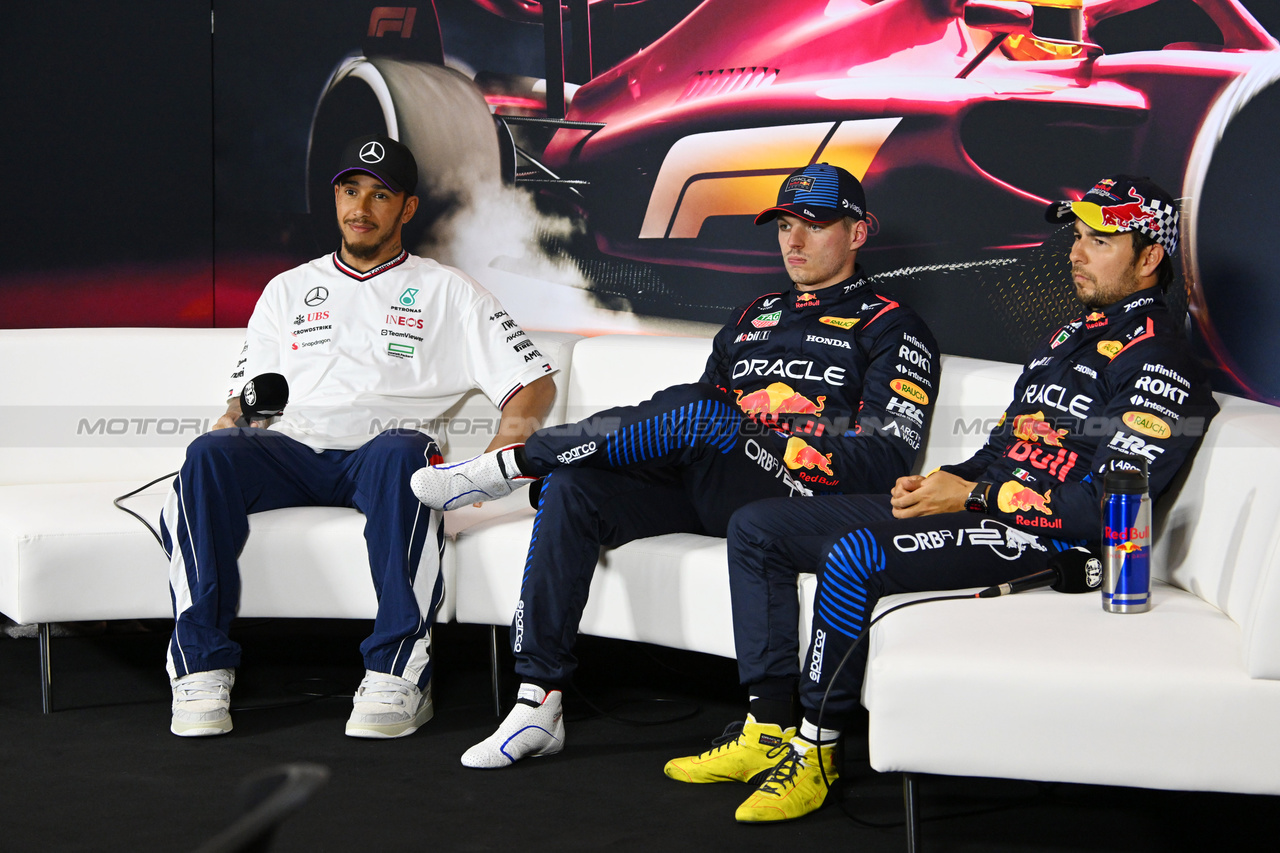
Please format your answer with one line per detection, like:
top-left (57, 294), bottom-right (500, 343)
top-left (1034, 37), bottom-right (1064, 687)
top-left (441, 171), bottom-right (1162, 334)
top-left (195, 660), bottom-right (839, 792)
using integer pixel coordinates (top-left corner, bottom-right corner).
top-left (1045, 174), bottom-right (1179, 255)
top-left (755, 163), bottom-right (867, 225)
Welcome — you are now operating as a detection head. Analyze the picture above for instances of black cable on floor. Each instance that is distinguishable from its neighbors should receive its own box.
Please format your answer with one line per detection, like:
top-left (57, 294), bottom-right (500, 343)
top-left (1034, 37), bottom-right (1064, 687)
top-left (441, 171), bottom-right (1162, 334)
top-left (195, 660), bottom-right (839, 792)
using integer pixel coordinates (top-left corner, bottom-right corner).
top-left (230, 677), bottom-right (352, 712)
top-left (566, 681), bottom-right (700, 726)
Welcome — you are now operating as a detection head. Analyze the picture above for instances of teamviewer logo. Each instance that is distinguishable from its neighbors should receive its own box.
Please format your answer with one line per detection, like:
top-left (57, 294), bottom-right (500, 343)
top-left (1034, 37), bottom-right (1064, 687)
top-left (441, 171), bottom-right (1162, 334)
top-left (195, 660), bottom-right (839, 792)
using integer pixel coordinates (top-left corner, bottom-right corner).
top-left (368, 6), bottom-right (417, 38)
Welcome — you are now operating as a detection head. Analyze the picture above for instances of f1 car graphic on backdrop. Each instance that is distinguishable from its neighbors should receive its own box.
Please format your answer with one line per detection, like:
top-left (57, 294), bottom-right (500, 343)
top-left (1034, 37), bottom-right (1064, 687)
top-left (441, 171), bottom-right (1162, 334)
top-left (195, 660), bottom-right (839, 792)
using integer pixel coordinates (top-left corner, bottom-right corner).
top-left (307, 0), bottom-right (1280, 399)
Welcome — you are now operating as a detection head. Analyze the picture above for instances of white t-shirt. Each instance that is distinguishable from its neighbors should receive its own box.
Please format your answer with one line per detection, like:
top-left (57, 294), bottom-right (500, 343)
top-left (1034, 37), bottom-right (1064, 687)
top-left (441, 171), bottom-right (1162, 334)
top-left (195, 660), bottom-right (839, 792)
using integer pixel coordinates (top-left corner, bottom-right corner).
top-left (229, 250), bottom-right (556, 451)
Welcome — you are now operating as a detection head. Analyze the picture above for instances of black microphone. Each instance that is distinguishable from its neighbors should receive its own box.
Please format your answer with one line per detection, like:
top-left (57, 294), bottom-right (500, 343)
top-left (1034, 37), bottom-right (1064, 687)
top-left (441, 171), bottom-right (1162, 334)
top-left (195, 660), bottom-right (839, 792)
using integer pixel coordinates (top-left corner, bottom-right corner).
top-left (977, 547), bottom-right (1102, 598)
top-left (239, 373), bottom-right (289, 422)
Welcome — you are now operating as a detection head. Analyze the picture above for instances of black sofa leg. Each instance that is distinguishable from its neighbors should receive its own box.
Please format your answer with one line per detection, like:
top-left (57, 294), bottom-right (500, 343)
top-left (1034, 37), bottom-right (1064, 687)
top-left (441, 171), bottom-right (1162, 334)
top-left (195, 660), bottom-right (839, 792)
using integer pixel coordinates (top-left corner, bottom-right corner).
top-left (903, 773), bottom-right (920, 852)
top-left (39, 622), bottom-right (53, 714)
top-left (488, 625), bottom-right (503, 718)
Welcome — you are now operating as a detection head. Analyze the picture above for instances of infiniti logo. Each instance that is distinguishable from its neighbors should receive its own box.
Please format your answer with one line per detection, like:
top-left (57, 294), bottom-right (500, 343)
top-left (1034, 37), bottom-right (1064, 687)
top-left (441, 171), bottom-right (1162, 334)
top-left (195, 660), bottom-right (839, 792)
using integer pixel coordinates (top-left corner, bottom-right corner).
top-left (305, 287), bottom-right (329, 306)
top-left (359, 141), bottom-right (385, 163)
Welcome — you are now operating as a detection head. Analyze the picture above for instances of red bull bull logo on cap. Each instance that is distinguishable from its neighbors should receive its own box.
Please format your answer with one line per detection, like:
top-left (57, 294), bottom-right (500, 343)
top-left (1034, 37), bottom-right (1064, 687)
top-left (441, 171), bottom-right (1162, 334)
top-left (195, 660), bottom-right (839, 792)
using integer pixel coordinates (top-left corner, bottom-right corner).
top-left (1098, 188), bottom-right (1157, 231)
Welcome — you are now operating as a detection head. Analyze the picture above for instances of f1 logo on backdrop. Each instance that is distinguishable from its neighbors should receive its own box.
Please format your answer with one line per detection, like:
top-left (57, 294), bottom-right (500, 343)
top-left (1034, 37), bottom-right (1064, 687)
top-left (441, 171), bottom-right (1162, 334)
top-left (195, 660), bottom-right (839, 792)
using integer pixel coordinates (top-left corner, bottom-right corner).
top-left (368, 7), bottom-right (416, 39)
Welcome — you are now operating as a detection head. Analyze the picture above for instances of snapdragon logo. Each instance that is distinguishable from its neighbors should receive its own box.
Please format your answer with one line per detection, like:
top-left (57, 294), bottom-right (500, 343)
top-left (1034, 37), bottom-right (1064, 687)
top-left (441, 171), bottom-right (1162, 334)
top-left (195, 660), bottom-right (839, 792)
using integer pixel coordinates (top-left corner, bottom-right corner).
top-left (808, 629), bottom-right (826, 683)
top-left (513, 600), bottom-right (525, 652)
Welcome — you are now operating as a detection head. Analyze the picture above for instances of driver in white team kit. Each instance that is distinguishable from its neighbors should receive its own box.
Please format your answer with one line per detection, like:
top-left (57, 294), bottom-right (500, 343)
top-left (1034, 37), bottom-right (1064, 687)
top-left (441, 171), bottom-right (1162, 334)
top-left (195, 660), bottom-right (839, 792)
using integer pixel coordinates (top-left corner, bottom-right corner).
top-left (162, 134), bottom-right (556, 739)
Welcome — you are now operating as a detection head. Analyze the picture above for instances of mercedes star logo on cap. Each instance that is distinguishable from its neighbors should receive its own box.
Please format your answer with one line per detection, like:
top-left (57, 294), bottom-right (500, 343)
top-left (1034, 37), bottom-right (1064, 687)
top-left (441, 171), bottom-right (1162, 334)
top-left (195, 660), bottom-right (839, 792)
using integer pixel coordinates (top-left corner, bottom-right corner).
top-left (359, 141), bottom-right (385, 163)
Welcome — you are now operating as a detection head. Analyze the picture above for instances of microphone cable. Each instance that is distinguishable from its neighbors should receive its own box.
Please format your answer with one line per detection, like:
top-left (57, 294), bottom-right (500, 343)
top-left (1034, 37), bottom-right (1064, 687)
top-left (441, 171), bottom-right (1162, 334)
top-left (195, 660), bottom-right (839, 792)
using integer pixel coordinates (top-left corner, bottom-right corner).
top-left (812, 592), bottom-right (976, 796)
top-left (113, 471), bottom-right (179, 550)
top-left (809, 553), bottom-right (1095, 828)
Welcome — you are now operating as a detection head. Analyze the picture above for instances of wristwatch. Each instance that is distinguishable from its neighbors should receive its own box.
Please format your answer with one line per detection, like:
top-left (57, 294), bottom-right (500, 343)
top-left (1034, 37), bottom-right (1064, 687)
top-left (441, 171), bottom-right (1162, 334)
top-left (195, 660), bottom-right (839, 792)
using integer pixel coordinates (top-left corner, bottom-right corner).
top-left (965, 481), bottom-right (993, 513)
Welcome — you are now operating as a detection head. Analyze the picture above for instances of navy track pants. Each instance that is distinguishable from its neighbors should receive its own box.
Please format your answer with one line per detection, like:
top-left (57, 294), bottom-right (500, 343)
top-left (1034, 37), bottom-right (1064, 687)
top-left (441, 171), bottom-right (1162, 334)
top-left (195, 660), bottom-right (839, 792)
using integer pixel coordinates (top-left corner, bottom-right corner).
top-left (161, 427), bottom-right (445, 688)
top-left (510, 382), bottom-right (820, 686)
top-left (728, 494), bottom-right (1079, 722)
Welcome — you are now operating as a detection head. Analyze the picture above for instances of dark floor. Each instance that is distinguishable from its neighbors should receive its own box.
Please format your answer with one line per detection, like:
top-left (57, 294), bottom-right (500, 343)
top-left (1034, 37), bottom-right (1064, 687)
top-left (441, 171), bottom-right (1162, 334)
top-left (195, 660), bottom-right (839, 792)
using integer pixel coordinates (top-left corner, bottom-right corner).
top-left (1, 619), bottom-right (1275, 852)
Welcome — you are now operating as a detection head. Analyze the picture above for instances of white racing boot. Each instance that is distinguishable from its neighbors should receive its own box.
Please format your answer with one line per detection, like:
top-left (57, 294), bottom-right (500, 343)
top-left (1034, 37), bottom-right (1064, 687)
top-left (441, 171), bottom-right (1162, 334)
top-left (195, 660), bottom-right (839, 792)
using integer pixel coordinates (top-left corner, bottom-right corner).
top-left (410, 444), bottom-right (532, 511)
top-left (462, 684), bottom-right (564, 768)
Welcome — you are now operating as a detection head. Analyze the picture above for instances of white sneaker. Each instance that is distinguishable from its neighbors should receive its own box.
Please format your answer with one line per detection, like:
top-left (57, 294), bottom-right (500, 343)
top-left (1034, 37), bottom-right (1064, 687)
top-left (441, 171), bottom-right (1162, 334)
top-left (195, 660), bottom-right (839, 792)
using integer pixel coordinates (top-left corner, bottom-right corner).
top-left (171, 668), bottom-right (235, 737)
top-left (410, 444), bottom-right (529, 511)
top-left (345, 671), bottom-right (433, 739)
top-left (462, 684), bottom-right (565, 769)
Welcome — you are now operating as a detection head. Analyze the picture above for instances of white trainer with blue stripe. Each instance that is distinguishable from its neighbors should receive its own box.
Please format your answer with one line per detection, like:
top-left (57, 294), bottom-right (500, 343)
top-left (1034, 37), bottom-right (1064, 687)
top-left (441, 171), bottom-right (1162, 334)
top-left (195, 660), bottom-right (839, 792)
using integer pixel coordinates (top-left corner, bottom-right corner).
top-left (461, 684), bottom-right (565, 769)
top-left (410, 444), bottom-right (528, 511)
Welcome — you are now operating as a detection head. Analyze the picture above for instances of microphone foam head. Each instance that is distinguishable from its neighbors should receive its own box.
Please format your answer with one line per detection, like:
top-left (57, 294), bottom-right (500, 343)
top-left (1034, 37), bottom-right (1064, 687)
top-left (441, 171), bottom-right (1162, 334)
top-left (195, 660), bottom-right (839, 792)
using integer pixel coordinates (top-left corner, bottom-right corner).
top-left (1050, 547), bottom-right (1103, 594)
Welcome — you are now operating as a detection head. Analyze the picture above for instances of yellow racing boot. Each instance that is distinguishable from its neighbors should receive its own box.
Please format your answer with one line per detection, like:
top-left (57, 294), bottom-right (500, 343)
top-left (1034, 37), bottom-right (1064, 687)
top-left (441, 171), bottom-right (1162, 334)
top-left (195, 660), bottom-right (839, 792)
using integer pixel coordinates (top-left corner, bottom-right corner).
top-left (734, 735), bottom-right (838, 822)
top-left (664, 715), bottom-right (795, 784)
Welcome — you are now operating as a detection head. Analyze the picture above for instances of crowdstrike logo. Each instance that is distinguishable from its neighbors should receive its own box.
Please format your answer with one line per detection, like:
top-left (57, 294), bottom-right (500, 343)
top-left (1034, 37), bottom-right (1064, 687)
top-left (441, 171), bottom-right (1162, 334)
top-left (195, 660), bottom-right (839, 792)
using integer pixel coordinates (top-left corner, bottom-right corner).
top-left (359, 141), bottom-right (385, 163)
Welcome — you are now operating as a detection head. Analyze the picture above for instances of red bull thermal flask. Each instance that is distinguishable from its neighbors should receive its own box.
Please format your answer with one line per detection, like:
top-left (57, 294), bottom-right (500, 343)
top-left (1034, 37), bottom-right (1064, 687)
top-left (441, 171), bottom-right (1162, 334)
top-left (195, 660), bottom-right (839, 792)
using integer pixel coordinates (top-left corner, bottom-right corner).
top-left (1101, 463), bottom-right (1151, 613)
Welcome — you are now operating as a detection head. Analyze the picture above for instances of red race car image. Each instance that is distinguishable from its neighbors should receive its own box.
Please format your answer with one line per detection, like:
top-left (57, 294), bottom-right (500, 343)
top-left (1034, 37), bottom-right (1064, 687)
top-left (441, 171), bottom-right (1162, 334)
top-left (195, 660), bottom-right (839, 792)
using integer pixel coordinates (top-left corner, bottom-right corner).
top-left (307, 0), bottom-right (1279, 399)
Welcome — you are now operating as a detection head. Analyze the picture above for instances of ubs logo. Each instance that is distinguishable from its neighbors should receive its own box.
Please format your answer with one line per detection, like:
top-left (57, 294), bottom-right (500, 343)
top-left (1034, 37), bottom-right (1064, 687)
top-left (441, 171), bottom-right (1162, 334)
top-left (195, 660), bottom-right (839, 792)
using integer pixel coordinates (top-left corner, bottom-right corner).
top-left (305, 287), bottom-right (329, 306)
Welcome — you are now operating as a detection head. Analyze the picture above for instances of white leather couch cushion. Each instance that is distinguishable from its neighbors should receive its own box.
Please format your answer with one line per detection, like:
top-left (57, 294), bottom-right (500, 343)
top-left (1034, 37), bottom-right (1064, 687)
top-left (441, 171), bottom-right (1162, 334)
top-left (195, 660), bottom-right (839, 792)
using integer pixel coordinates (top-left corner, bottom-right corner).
top-left (863, 580), bottom-right (1280, 795)
top-left (0, 328), bottom-right (581, 627)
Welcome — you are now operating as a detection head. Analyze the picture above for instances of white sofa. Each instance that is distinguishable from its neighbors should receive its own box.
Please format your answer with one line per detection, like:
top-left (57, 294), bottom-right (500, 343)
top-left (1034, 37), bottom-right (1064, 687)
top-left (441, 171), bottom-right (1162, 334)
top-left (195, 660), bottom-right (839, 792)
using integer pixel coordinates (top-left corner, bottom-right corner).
top-left (3, 327), bottom-right (1279, 836)
top-left (0, 327), bottom-right (582, 711)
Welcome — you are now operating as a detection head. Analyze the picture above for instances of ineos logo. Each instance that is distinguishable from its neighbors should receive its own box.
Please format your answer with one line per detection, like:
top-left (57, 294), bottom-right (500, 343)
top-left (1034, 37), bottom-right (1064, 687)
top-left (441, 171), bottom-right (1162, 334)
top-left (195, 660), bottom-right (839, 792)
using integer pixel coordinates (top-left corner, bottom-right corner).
top-left (305, 287), bottom-right (329, 306)
top-left (359, 141), bottom-right (385, 163)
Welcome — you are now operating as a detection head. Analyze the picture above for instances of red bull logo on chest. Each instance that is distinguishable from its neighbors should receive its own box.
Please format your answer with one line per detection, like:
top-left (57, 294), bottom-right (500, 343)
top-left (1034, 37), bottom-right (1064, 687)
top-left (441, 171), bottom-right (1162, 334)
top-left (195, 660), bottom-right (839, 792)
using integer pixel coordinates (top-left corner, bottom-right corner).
top-left (783, 436), bottom-right (834, 476)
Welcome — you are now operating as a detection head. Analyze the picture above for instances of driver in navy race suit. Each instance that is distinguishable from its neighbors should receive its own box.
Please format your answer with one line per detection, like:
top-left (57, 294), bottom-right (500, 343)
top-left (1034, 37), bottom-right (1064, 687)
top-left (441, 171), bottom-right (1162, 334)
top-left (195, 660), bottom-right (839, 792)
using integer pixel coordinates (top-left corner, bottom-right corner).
top-left (411, 163), bottom-right (941, 768)
top-left (662, 174), bottom-right (1220, 824)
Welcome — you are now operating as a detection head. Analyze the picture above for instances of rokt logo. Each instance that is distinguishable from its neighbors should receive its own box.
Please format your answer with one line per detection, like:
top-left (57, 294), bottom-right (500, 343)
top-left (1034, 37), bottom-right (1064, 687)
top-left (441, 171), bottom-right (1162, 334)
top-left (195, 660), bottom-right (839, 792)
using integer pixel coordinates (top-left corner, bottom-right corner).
top-left (305, 286), bottom-right (329, 307)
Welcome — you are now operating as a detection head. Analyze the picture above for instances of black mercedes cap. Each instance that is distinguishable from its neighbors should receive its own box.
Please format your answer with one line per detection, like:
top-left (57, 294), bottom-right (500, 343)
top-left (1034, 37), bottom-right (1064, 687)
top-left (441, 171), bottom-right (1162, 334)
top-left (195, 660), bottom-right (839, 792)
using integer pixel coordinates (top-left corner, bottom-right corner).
top-left (332, 133), bottom-right (419, 196)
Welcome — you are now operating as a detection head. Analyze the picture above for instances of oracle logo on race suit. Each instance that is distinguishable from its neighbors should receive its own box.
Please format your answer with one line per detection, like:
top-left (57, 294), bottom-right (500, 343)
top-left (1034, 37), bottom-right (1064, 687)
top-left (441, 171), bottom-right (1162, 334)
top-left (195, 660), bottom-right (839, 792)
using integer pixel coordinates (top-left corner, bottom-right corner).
top-left (1020, 384), bottom-right (1094, 418)
top-left (732, 358), bottom-right (846, 387)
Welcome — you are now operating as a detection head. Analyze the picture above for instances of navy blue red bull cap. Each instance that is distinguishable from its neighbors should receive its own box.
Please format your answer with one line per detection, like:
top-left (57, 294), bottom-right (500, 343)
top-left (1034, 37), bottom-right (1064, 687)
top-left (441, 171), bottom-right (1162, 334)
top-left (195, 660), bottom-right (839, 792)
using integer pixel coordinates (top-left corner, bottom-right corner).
top-left (332, 133), bottom-right (419, 195)
top-left (1045, 174), bottom-right (1179, 255)
top-left (755, 163), bottom-right (867, 225)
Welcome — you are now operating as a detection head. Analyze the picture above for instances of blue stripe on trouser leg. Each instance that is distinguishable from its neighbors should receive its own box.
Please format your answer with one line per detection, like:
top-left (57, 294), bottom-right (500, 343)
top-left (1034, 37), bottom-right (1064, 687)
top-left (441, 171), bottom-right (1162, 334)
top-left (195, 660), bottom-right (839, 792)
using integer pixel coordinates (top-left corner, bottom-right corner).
top-left (523, 384), bottom-right (743, 472)
top-left (728, 494), bottom-right (896, 688)
top-left (798, 512), bottom-right (1086, 723)
top-left (815, 529), bottom-right (886, 640)
top-left (353, 430), bottom-right (444, 690)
